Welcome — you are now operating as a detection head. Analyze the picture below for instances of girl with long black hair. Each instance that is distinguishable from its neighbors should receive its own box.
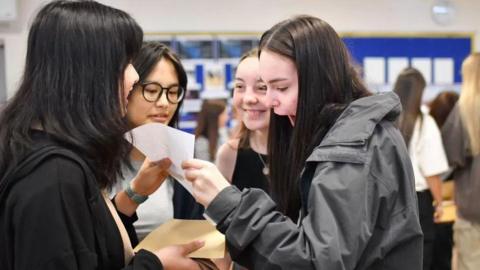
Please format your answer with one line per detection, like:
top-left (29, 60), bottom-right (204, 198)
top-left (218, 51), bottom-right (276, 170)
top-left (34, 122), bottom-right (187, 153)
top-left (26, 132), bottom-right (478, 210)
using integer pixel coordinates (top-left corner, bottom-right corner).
top-left (0, 1), bottom-right (202, 269)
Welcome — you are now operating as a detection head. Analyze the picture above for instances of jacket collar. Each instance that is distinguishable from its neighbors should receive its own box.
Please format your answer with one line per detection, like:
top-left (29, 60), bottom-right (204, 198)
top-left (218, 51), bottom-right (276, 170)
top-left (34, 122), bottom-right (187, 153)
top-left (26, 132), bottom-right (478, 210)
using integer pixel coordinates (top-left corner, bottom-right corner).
top-left (319, 91), bottom-right (401, 147)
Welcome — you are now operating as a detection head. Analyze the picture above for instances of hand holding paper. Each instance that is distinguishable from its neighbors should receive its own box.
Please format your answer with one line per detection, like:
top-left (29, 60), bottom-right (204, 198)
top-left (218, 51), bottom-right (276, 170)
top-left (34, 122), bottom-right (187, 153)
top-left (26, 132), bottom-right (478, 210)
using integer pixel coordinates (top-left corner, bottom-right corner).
top-left (126, 123), bottom-right (195, 193)
top-left (182, 159), bottom-right (231, 208)
top-left (130, 158), bottom-right (171, 196)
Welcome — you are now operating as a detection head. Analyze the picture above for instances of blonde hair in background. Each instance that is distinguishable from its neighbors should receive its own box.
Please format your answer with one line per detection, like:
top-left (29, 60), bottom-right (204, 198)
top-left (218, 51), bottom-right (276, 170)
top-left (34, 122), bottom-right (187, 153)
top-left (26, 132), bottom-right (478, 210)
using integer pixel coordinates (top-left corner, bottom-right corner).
top-left (459, 52), bottom-right (480, 155)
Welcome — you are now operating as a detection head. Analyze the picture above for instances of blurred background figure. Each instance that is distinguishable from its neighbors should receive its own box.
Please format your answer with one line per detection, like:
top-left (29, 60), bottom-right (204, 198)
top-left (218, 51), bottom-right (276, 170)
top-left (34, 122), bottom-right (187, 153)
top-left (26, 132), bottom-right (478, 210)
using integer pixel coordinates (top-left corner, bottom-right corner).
top-left (430, 91), bottom-right (460, 128)
top-left (194, 99), bottom-right (228, 162)
top-left (429, 90), bottom-right (459, 270)
top-left (442, 52), bottom-right (480, 270)
top-left (394, 67), bottom-right (449, 270)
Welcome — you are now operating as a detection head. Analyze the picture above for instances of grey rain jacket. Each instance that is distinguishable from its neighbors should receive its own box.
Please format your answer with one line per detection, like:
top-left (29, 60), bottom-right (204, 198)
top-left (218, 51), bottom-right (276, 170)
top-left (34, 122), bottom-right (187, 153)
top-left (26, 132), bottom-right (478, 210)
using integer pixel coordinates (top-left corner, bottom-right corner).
top-left (205, 92), bottom-right (423, 270)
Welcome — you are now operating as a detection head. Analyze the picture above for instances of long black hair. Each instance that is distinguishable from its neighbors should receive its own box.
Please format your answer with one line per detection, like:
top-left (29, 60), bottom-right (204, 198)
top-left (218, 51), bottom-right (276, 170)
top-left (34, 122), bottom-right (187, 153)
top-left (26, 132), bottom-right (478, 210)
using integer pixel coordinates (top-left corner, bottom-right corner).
top-left (393, 67), bottom-right (426, 148)
top-left (0, 0), bottom-right (143, 188)
top-left (132, 41), bottom-right (187, 127)
top-left (260, 15), bottom-right (371, 220)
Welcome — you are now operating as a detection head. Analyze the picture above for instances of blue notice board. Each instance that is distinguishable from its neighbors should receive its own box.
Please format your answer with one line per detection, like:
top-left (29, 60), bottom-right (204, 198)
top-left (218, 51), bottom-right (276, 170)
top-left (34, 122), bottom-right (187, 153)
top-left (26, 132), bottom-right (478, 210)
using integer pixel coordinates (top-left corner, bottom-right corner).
top-left (342, 35), bottom-right (473, 84)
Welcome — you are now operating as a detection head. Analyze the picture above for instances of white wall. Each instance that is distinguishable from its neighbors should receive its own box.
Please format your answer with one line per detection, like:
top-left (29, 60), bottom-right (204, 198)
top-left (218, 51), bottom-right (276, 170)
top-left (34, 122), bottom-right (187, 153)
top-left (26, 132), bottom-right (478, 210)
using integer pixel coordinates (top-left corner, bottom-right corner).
top-left (1, 0), bottom-right (479, 97)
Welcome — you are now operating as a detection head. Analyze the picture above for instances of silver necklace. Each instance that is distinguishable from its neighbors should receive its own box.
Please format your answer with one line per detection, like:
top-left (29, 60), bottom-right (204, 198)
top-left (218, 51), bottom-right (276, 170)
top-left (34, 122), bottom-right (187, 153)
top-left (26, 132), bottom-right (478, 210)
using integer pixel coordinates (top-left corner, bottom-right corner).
top-left (257, 152), bottom-right (269, 176)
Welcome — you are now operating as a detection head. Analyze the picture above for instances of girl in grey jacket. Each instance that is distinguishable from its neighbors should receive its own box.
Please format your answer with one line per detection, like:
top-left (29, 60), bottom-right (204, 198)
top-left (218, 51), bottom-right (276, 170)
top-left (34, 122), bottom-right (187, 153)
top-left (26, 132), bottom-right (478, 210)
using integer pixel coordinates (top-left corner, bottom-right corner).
top-left (183, 15), bottom-right (423, 270)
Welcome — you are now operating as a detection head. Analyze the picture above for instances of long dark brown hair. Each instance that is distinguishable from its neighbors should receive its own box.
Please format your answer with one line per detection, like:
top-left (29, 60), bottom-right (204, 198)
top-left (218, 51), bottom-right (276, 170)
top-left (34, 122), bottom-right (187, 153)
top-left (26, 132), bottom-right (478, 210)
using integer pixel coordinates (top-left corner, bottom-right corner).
top-left (260, 15), bottom-right (371, 220)
top-left (393, 67), bottom-right (426, 148)
top-left (429, 91), bottom-right (459, 129)
top-left (195, 100), bottom-right (227, 160)
top-left (0, 0), bottom-right (143, 188)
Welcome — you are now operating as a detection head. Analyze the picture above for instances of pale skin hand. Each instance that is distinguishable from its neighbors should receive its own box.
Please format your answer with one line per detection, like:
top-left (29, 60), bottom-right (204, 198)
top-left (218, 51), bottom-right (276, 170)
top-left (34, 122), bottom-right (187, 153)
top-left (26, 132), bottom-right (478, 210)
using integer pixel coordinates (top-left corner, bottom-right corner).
top-left (155, 240), bottom-right (205, 270)
top-left (131, 158), bottom-right (172, 195)
top-left (426, 175), bottom-right (443, 223)
top-left (115, 158), bottom-right (172, 216)
top-left (182, 159), bottom-right (231, 208)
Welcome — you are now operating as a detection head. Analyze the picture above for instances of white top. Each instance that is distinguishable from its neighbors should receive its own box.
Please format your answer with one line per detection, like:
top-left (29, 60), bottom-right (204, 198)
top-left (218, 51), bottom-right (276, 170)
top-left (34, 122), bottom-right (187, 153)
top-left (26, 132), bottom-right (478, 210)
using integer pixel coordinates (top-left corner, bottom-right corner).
top-left (111, 160), bottom-right (174, 241)
top-left (408, 113), bottom-right (449, 191)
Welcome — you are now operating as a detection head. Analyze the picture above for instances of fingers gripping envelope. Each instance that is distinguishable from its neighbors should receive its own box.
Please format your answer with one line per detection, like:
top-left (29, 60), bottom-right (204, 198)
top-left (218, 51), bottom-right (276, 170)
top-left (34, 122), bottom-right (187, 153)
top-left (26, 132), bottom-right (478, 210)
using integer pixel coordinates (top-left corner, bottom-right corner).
top-left (134, 219), bottom-right (226, 259)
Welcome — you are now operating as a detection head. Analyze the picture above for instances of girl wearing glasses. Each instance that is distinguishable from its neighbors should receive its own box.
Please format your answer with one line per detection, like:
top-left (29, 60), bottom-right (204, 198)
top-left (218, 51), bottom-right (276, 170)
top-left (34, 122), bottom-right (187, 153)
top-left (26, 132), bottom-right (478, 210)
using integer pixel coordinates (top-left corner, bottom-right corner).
top-left (111, 41), bottom-right (215, 269)
top-left (182, 15), bottom-right (422, 269)
top-left (113, 41), bottom-right (205, 241)
top-left (0, 1), bottom-right (202, 269)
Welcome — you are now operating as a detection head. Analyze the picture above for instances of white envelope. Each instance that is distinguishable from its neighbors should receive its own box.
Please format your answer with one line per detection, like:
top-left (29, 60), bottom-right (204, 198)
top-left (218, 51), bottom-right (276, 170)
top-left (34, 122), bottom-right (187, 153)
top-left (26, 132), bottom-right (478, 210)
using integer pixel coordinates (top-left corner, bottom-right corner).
top-left (125, 123), bottom-right (194, 194)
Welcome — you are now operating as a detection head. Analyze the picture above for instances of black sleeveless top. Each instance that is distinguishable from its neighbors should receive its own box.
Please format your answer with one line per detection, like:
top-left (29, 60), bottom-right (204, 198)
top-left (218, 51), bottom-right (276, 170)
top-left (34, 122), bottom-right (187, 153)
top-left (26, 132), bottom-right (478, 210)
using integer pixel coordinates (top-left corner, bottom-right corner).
top-left (231, 147), bottom-right (270, 193)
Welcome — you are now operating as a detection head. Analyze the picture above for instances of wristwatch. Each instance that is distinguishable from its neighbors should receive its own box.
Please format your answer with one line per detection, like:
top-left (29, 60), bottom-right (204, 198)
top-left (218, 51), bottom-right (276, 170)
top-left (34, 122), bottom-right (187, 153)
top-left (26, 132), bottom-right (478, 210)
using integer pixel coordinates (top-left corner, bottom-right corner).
top-left (125, 184), bottom-right (148, 204)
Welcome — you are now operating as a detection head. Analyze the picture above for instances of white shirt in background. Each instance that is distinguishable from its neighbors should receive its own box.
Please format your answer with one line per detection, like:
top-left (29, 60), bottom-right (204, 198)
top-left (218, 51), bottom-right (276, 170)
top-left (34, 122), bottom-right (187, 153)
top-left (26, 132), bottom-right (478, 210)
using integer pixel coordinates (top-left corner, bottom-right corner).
top-left (408, 113), bottom-right (449, 191)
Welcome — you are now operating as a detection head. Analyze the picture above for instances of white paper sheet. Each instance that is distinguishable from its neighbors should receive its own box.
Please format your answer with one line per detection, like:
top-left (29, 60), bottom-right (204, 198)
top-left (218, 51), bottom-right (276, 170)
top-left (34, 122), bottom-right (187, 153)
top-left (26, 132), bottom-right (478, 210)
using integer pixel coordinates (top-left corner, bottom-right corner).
top-left (125, 123), bottom-right (194, 193)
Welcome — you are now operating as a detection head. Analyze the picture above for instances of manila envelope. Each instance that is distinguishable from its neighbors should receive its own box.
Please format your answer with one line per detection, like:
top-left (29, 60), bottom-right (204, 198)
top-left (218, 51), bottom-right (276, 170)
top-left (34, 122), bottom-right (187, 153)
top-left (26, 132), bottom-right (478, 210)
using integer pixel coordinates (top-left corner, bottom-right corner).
top-left (134, 219), bottom-right (225, 259)
top-left (437, 201), bottom-right (456, 223)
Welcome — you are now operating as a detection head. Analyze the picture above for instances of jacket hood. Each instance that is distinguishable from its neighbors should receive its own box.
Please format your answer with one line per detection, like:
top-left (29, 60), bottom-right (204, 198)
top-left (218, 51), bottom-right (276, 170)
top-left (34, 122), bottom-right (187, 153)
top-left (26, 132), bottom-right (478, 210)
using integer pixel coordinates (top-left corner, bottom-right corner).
top-left (319, 91), bottom-right (401, 147)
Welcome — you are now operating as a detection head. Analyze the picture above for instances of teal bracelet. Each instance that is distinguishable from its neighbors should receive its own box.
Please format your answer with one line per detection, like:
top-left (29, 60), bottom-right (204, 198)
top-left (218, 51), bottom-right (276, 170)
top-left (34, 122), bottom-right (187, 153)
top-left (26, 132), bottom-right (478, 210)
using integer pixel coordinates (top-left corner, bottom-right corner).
top-left (125, 184), bottom-right (148, 204)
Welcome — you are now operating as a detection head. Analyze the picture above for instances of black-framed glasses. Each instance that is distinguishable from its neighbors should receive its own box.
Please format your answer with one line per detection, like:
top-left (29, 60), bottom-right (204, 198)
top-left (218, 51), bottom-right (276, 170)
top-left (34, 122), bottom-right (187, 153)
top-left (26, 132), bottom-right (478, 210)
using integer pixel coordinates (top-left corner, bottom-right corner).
top-left (135, 81), bottom-right (185, 104)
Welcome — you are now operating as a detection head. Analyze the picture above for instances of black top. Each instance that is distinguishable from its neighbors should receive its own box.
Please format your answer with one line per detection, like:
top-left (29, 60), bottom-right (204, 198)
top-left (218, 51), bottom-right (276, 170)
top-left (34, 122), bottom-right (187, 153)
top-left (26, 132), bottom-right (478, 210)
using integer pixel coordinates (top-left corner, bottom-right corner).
top-left (0, 131), bottom-right (162, 270)
top-left (173, 181), bottom-right (205, 219)
top-left (231, 147), bottom-right (269, 193)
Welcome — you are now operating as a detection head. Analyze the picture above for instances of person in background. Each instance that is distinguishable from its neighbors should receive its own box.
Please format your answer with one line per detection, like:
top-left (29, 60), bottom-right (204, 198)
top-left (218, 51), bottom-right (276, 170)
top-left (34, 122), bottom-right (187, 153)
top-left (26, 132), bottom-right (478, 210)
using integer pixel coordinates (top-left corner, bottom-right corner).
top-left (428, 90), bottom-right (459, 270)
top-left (0, 1), bottom-right (202, 269)
top-left (215, 48), bottom-right (270, 270)
top-left (195, 100), bottom-right (228, 162)
top-left (429, 91), bottom-right (460, 128)
top-left (442, 52), bottom-right (480, 270)
top-left (393, 67), bottom-right (449, 270)
top-left (182, 15), bottom-right (422, 270)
